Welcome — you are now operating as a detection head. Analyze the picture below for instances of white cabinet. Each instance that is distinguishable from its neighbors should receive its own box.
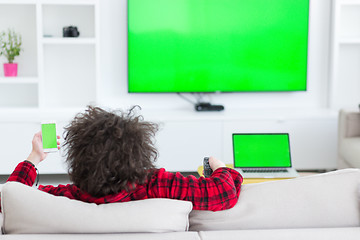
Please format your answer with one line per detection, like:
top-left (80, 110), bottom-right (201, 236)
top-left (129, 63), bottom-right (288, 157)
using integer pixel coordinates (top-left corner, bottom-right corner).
top-left (151, 110), bottom-right (338, 172)
top-left (0, 109), bottom-right (78, 174)
top-left (0, 109), bottom-right (337, 174)
top-left (155, 120), bottom-right (223, 172)
top-left (283, 118), bottom-right (337, 169)
top-left (0, 0), bottom-right (99, 108)
top-left (222, 114), bottom-right (337, 171)
top-left (330, 0), bottom-right (360, 109)
top-left (0, 119), bottom-right (69, 174)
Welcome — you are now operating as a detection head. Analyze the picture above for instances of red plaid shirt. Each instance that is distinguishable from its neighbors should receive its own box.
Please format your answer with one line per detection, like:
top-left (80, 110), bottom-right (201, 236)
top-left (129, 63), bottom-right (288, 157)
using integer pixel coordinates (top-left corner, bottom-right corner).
top-left (1, 161), bottom-right (242, 212)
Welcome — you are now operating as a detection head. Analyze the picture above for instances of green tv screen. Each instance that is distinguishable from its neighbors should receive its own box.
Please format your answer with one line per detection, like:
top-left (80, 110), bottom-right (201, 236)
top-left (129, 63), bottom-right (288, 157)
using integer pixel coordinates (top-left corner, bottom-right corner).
top-left (128, 0), bottom-right (309, 93)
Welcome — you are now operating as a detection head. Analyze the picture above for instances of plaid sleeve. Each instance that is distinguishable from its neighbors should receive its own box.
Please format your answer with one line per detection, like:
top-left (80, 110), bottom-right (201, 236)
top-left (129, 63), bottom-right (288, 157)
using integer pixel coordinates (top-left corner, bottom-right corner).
top-left (6, 161), bottom-right (37, 186)
top-left (147, 167), bottom-right (243, 211)
top-left (37, 184), bottom-right (75, 198)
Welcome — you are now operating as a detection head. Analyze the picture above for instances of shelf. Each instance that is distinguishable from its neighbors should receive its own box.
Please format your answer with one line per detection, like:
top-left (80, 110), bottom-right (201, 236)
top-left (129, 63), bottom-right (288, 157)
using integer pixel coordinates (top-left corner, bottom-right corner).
top-left (340, 0), bottom-right (360, 6)
top-left (330, 0), bottom-right (360, 109)
top-left (0, 0), bottom-right (36, 4)
top-left (339, 38), bottom-right (360, 44)
top-left (0, 0), bottom-right (94, 5)
top-left (0, 0), bottom-right (97, 5)
top-left (41, 0), bottom-right (97, 5)
top-left (42, 4), bottom-right (96, 38)
top-left (0, 107), bottom-right (82, 122)
top-left (0, 77), bottom-right (39, 84)
top-left (41, 37), bottom-right (96, 45)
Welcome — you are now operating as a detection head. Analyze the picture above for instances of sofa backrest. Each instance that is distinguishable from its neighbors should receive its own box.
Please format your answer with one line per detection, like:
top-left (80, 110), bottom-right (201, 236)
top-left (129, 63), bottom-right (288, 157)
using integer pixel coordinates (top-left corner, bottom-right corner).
top-left (1, 182), bottom-right (193, 234)
top-left (2, 169), bottom-right (359, 234)
top-left (189, 169), bottom-right (360, 231)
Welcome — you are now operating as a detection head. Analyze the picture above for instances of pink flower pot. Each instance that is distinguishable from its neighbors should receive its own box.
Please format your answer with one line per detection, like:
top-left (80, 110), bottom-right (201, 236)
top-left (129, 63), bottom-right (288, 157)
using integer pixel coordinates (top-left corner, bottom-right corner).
top-left (3, 63), bottom-right (18, 77)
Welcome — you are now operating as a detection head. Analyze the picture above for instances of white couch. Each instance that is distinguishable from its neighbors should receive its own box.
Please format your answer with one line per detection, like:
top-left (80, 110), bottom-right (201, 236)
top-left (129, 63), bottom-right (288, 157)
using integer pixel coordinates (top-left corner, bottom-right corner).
top-left (1, 168), bottom-right (360, 240)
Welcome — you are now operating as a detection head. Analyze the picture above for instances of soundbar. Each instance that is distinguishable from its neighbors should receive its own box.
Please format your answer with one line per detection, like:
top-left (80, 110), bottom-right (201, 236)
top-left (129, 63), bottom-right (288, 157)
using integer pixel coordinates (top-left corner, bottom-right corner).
top-left (195, 103), bottom-right (225, 112)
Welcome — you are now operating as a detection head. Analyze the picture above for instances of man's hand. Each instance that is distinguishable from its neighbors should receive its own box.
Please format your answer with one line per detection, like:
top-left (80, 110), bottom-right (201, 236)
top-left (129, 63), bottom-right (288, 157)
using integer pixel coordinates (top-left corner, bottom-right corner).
top-left (27, 132), bottom-right (61, 167)
top-left (209, 156), bottom-right (226, 171)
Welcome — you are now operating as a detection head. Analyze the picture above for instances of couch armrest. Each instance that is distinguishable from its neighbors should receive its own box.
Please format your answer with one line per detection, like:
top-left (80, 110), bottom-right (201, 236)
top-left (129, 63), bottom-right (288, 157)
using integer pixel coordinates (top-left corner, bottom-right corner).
top-left (0, 213), bottom-right (2, 235)
top-left (339, 110), bottom-right (360, 139)
top-left (0, 184), bottom-right (2, 234)
top-left (338, 110), bottom-right (360, 168)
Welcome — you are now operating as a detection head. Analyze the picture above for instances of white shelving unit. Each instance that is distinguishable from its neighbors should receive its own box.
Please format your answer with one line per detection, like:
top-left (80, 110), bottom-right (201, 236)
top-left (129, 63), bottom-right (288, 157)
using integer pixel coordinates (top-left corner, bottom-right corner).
top-left (330, 0), bottom-right (360, 109)
top-left (0, 0), bottom-right (100, 109)
top-left (0, 0), bottom-right (100, 173)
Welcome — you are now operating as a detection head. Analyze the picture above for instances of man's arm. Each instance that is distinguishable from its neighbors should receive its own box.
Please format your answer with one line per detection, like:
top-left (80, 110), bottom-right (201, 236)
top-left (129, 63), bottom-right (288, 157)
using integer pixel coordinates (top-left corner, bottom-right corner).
top-left (0, 132), bottom-right (61, 212)
top-left (6, 132), bottom-right (61, 185)
top-left (6, 161), bottom-right (37, 186)
top-left (147, 165), bottom-right (243, 211)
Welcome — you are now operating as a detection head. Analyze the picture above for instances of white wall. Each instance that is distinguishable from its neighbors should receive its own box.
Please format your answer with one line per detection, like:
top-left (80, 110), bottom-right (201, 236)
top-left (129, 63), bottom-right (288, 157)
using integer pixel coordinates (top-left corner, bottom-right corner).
top-left (99, 0), bottom-right (332, 111)
top-left (0, 0), bottom-right (336, 174)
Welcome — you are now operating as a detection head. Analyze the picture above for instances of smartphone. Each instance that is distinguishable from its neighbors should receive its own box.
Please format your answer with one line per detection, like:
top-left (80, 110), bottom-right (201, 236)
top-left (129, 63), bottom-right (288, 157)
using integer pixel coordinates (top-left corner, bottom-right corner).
top-left (41, 121), bottom-right (58, 152)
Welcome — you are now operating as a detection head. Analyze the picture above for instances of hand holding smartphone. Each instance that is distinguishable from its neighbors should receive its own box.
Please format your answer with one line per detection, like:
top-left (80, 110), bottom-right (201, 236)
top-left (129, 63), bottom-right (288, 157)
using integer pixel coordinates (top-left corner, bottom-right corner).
top-left (41, 121), bottom-right (58, 152)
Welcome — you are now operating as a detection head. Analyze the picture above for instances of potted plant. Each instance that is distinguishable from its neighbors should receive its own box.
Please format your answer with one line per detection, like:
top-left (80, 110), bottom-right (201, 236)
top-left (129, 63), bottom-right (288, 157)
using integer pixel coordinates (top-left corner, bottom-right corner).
top-left (0, 29), bottom-right (22, 77)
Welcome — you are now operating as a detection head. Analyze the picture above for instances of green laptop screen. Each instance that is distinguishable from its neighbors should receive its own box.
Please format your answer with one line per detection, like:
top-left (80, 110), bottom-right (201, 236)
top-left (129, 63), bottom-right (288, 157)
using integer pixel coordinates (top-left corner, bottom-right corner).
top-left (233, 134), bottom-right (291, 168)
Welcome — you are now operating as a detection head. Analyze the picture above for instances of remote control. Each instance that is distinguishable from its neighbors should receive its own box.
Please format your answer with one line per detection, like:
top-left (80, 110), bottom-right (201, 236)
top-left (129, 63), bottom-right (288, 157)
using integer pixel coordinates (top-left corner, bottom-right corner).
top-left (203, 157), bottom-right (213, 177)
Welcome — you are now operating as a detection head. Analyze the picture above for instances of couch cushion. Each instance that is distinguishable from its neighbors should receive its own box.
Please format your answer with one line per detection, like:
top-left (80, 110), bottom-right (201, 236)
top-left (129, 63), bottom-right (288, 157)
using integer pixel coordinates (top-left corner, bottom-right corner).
top-left (190, 169), bottom-right (360, 231)
top-left (199, 228), bottom-right (360, 240)
top-left (339, 138), bottom-right (360, 167)
top-left (0, 232), bottom-right (201, 240)
top-left (1, 182), bottom-right (193, 234)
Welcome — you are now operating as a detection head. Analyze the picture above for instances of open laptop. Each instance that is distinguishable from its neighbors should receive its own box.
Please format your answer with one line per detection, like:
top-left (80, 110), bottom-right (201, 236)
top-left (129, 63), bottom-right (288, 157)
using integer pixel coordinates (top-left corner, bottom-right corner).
top-left (232, 133), bottom-right (299, 178)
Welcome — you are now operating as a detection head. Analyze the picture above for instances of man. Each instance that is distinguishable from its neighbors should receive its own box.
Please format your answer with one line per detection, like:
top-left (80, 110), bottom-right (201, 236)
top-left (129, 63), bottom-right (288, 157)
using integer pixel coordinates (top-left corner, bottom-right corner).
top-left (3, 106), bottom-right (242, 211)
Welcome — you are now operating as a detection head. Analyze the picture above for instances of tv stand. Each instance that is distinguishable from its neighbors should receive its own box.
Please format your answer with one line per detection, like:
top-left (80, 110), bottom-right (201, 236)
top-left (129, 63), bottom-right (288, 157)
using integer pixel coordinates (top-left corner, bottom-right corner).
top-left (195, 102), bottom-right (225, 112)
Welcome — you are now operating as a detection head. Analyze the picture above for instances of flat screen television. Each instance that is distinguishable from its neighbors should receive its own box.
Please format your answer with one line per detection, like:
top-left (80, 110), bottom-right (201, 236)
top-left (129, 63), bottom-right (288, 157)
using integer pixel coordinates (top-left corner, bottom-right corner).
top-left (128, 0), bottom-right (309, 93)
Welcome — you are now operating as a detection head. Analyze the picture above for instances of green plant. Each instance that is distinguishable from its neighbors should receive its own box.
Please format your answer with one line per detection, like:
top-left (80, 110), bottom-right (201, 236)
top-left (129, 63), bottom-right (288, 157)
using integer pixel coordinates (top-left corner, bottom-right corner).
top-left (0, 29), bottom-right (22, 63)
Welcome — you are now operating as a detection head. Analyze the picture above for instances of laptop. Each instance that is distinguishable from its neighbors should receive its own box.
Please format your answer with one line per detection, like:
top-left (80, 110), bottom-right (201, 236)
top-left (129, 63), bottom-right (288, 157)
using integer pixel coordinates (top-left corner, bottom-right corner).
top-left (232, 133), bottom-right (299, 178)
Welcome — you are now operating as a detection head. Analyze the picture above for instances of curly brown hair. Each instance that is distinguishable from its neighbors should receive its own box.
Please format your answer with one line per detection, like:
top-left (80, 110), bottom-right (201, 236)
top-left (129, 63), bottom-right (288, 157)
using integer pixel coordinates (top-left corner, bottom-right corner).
top-left (63, 105), bottom-right (159, 197)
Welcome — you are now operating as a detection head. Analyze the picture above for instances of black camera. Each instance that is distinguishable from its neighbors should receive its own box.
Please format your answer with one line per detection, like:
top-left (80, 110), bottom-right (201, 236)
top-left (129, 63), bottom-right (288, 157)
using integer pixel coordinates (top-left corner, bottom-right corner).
top-left (63, 26), bottom-right (80, 38)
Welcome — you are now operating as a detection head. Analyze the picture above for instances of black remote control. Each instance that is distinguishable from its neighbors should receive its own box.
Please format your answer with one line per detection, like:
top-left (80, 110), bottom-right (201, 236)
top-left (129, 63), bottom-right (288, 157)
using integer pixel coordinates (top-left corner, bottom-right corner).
top-left (203, 157), bottom-right (213, 177)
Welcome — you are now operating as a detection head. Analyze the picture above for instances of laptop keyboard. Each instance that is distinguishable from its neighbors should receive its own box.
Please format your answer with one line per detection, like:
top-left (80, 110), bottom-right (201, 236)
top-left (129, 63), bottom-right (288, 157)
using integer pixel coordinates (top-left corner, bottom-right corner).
top-left (243, 168), bottom-right (288, 173)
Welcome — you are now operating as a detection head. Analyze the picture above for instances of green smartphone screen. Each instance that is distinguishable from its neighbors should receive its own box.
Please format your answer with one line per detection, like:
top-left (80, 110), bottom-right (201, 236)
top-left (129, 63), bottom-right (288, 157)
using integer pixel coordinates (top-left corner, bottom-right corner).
top-left (233, 134), bottom-right (291, 168)
top-left (42, 123), bottom-right (57, 149)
